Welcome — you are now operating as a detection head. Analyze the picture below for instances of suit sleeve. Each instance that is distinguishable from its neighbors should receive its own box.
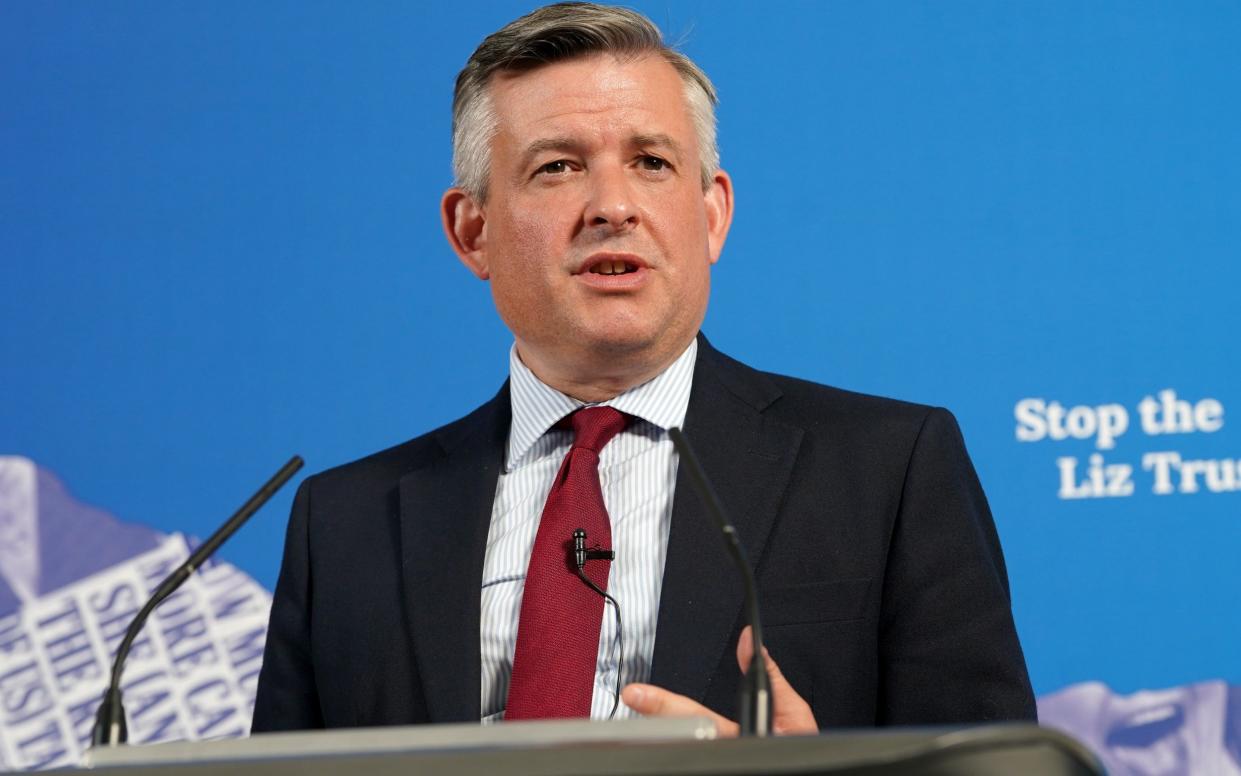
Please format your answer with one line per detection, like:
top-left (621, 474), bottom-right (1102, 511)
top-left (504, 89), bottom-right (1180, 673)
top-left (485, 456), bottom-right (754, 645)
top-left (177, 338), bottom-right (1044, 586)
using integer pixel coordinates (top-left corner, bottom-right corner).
top-left (878, 408), bottom-right (1037, 724)
top-left (251, 478), bottom-right (325, 732)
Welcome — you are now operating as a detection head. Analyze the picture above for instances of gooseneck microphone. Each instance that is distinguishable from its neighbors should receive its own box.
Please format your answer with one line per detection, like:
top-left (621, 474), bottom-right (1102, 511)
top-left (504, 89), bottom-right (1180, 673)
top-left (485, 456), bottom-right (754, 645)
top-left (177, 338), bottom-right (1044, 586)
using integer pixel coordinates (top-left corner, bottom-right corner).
top-left (570, 528), bottom-right (624, 720)
top-left (90, 455), bottom-right (304, 747)
top-left (668, 427), bottom-right (771, 737)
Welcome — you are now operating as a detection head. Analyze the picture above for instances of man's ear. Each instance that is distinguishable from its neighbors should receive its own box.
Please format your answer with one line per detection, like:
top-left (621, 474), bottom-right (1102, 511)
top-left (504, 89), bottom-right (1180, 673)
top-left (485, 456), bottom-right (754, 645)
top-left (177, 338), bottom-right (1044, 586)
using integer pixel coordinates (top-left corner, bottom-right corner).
top-left (441, 187), bottom-right (489, 279)
top-left (704, 169), bottom-right (734, 265)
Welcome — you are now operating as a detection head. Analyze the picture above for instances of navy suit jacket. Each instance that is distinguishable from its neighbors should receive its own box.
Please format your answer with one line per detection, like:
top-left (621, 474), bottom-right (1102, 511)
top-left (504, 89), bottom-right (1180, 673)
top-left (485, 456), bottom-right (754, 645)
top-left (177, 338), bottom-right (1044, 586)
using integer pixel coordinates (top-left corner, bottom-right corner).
top-left (251, 337), bottom-right (1036, 731)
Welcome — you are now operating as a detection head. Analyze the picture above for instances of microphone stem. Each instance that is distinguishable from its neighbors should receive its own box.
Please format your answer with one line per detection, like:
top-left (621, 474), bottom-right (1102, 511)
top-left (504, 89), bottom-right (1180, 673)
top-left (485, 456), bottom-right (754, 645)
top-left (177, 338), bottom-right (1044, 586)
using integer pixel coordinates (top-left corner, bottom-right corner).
top-left (668, 428), bottom-right (771, 737)
top-left (91, 455), bottom-right (304, 747)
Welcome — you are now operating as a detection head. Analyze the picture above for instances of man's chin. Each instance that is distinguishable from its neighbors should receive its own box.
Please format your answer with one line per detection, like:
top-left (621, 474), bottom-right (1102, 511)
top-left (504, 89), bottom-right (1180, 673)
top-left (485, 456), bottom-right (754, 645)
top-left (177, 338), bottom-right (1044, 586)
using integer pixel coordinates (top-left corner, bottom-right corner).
top-left (518, 315), bottom-right (696, 370)
top-left (576, 324), bottom-right (686, 361)
top-left (587, 332), bottom-right (656, 355)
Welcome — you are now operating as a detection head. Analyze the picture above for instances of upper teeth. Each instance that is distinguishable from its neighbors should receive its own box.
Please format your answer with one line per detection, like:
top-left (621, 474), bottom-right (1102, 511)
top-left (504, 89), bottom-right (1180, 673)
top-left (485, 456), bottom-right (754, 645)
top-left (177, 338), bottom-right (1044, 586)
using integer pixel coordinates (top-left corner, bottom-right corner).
top-left (591, 260), bottom-right (633, 275)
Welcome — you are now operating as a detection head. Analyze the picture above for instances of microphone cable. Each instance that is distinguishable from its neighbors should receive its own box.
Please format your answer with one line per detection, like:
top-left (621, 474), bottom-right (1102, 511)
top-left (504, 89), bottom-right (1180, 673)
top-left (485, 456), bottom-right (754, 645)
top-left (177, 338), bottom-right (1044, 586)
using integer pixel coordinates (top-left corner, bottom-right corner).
top-left (571, 528), bottom-right (624, 720)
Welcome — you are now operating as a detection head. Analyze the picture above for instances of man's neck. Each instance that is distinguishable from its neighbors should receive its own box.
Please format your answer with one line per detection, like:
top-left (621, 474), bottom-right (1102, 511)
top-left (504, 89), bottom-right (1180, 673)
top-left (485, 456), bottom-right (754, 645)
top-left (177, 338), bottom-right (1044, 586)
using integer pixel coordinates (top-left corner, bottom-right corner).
top-left (514, 337), bottom-right (695, 403)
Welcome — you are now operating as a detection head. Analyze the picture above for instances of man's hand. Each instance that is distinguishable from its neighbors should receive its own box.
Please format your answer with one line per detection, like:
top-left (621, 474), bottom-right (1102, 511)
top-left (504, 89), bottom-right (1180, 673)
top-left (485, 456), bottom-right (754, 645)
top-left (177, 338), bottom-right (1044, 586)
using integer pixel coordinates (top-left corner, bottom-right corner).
top-left (620, 626), bottom-right (817, 736)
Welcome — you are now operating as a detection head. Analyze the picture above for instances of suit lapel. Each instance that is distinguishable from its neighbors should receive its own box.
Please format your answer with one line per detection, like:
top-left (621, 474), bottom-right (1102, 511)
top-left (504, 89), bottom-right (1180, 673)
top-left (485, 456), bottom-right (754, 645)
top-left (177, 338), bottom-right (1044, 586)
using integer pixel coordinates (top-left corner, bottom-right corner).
top-left (649, 338), bottom-right (803, 705)
top-left (399, 383), bottom-right (510, 722)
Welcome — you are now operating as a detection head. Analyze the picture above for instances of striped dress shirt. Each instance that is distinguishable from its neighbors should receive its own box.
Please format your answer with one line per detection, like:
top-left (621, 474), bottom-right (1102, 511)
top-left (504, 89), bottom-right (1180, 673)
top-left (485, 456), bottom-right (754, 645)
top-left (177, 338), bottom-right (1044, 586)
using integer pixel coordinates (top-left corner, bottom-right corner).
top-left (479, 339), bottom-right (697, 721)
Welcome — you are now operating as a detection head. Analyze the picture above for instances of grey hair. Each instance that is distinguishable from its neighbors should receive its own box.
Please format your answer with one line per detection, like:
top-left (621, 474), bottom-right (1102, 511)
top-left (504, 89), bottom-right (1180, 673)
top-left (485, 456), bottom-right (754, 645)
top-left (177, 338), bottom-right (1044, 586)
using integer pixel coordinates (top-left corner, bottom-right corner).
top-left (451, 2), bottom-right (720, 202)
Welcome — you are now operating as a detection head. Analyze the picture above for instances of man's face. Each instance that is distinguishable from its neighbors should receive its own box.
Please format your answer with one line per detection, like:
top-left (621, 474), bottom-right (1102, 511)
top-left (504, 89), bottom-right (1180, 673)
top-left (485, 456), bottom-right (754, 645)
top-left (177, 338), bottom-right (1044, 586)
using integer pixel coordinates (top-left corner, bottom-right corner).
top-left (444, 53), bottom-right (732, 391)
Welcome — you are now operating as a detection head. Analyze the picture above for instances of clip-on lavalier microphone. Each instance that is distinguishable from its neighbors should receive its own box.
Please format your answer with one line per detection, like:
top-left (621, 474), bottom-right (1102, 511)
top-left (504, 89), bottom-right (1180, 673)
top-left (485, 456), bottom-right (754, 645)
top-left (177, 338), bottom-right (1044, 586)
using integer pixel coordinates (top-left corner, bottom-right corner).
top-left (573, 528), bottom-right (615, 569)
top-left (571, 527), bottom-right (624, 720)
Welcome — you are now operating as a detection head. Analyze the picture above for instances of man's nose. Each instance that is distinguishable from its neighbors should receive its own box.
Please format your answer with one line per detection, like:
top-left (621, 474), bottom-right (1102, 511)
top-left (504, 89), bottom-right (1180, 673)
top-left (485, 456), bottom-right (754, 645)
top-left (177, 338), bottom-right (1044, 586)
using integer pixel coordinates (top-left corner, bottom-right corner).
top-left (584, 167), bottom-right (639, 232)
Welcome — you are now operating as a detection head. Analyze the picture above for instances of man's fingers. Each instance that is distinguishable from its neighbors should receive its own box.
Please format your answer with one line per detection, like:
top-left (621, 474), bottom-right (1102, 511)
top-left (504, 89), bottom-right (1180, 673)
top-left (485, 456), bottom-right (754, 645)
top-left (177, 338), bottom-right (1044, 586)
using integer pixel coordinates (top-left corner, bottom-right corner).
top-left (621, 683), bottom-right (739, 737)
top-left (623, 630), bottom-right (817, 739)
top-left (736, 624), bottom-right (756, 667)
top-left (735, 626), bottom-right (794, 695)
top-left (766, 656), bottom-right (816, 734)
top-left (734, 626), bottom-right (818, 735)
top-left (760, 647), bottom-right (796, 700)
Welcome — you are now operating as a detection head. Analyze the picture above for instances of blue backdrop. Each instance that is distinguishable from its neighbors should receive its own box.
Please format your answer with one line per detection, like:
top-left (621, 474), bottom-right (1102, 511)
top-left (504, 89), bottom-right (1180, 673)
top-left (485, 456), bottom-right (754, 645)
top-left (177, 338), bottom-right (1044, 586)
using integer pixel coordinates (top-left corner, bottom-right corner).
top-left (3, 0), bottom-right (1239, 727)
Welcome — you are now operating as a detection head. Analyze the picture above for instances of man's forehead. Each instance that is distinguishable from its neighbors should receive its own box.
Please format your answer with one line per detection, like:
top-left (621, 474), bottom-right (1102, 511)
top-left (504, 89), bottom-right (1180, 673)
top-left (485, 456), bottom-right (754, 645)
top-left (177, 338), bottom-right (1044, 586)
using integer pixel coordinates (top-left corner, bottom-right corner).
top-left (491, 54), bottom-right (682, 115)
top-left (487, 54), bottom-right (693, 144)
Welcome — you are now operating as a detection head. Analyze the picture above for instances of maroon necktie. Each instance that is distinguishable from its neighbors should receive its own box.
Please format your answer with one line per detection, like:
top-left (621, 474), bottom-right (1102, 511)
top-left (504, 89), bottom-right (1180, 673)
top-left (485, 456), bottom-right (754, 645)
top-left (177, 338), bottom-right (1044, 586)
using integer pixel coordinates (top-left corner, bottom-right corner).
top-left (505, 406), bottom-right (627, 719)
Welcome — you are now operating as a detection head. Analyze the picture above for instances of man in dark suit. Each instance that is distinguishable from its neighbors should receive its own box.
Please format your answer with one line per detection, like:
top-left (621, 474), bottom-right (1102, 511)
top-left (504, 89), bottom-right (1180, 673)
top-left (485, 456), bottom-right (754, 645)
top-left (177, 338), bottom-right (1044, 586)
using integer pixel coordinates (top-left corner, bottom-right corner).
top-left (253, 2), bottom-right (1035, 733)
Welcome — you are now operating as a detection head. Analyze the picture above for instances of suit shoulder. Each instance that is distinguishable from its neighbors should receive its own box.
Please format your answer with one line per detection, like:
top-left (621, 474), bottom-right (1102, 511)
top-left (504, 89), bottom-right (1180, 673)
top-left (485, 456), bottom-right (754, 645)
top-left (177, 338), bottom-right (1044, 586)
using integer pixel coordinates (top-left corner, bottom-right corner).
top-left (765, 370), bottom-right (938, 428)
top-left (700, 342), bottom-right (951, 441)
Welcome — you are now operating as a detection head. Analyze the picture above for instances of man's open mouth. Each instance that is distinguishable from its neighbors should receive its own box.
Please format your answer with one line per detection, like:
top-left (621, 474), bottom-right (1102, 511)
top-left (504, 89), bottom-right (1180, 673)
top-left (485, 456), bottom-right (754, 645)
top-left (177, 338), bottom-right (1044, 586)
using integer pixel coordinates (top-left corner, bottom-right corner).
top-left (588, 260), bottom-right (640, 275)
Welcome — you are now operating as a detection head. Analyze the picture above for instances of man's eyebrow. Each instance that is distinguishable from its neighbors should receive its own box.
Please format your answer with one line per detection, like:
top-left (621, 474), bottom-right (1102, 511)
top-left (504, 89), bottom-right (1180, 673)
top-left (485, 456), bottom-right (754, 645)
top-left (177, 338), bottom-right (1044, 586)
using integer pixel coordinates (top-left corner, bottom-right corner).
top-left (630, 133), bottom-right (684, 159)
top-left (519, 137), bottom-right (584, 169)
top-left (515, 133), bottom-right (686, 177)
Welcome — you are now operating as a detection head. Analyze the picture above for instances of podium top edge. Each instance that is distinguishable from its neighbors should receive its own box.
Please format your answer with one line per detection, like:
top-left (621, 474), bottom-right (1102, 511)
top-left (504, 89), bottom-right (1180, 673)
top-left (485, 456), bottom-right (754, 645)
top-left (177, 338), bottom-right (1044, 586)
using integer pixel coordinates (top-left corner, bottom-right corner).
top-left (81, 716), bottom-right (719, 768)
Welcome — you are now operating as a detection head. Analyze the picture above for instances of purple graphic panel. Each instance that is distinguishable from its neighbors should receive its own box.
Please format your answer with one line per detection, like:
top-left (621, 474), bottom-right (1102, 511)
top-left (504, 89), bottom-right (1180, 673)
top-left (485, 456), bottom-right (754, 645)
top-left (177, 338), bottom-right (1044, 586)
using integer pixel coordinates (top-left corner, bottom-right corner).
top-left (0, 459), bottom-right (271, 770)
top-left (1040, 680), bottom-right (1241, 775)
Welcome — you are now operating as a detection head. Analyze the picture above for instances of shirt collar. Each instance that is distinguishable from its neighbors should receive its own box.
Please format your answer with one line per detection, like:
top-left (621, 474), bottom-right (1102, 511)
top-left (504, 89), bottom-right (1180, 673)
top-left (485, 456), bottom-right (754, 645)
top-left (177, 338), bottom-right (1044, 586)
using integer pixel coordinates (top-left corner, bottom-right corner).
top-left (505, 338), bottom-right (698, 471)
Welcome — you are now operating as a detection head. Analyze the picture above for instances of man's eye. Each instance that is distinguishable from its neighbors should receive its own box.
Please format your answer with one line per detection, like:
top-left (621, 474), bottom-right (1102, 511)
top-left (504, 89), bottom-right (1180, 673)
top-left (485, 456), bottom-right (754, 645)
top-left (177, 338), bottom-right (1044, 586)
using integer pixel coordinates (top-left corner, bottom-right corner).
top-left (640, 156), bottom-right (668, 171)
top-left (538, 160), bottom-right (570, 175)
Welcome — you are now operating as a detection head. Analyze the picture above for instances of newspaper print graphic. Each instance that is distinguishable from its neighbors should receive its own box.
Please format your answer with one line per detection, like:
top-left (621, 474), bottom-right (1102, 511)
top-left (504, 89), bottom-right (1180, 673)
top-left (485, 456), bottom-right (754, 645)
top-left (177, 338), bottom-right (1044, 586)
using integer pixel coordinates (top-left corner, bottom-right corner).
top-left (1040, 680), bottom-right (1241, 776)
top-left (0, 458), bottom-right (270, 771)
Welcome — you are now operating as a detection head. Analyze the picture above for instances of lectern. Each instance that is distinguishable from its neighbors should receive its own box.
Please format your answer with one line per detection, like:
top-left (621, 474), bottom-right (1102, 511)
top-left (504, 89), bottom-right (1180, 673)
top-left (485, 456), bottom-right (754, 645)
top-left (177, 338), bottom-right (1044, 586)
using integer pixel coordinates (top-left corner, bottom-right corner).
top-left (74, 718), bottom-right (1103, 775)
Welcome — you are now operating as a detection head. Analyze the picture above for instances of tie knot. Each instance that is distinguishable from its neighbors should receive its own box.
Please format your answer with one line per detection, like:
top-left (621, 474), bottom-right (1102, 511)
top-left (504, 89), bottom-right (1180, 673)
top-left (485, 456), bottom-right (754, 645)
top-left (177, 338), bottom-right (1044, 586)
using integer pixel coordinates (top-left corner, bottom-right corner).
top-left (570, 406), bottom-right (627, 453)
